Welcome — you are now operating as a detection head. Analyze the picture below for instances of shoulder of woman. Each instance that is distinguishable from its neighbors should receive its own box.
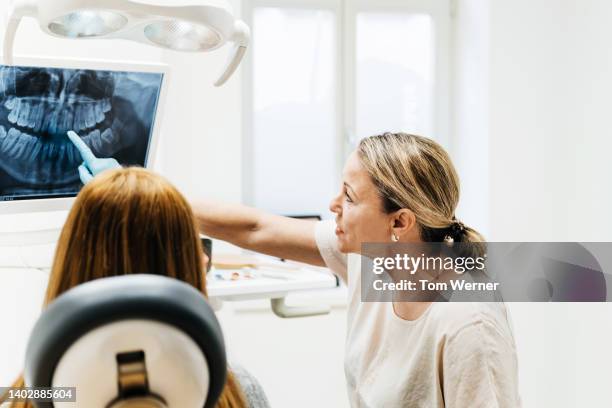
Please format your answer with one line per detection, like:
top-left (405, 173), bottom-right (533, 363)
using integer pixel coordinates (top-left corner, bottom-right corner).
top-left (428, 302), bottom-right (514, 341)
top-left (438, 306), bottom-right (522, 408)
top-left (314, 219), bottom-right (348, 280)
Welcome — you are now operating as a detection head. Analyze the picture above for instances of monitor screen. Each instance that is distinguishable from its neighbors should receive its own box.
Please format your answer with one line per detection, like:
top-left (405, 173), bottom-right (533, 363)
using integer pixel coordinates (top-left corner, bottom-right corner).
top-left (0, 65), bottom-right (164, 201)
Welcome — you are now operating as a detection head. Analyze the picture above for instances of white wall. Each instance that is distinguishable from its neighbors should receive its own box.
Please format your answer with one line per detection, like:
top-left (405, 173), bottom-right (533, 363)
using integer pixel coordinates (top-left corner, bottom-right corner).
top-left (565, 0), bottom-right (612, 240)
top-left (455, 0), bottom-right (612, 243)
top-left (452, 1), bottom-right (612, 407)
top-left (451, 0), bottom-right (490, 237)
top-left (488, 0), bottom-right (574, 242)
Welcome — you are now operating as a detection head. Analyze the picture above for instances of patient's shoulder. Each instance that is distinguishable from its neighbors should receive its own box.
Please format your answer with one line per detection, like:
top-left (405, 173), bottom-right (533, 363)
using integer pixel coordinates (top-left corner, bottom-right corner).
top-left (230, 364), bottom-right (271, 408)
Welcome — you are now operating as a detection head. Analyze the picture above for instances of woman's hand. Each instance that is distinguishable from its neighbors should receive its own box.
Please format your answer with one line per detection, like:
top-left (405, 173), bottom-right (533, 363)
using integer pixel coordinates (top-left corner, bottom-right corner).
top-left (67, 131), bottom-right (122, 184)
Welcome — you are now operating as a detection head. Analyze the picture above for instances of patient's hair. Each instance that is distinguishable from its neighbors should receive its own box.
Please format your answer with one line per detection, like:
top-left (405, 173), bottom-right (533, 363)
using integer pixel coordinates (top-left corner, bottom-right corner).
top-left (2, 167), bottom-right (246, 408)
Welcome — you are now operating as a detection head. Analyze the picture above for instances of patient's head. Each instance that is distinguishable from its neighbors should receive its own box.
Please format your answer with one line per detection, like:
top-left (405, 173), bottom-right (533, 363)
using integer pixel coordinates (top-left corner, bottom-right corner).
top-left (46, 167), bottom-right (206, 302)
top-left (38, 168), bottom-right (248, 408)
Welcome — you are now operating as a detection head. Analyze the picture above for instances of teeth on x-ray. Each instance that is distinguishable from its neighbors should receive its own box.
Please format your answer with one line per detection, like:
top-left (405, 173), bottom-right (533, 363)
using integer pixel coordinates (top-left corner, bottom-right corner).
top-left (5, 97), bottom-right (111, 134)
top-left (2, 128), bottom-right (21, 155)
top-left (0, 124), bottom-right (122, 163)
top-left (0, 65), bottom-right (161, 194)
top-left (0, 124), bottom-right (92, 184)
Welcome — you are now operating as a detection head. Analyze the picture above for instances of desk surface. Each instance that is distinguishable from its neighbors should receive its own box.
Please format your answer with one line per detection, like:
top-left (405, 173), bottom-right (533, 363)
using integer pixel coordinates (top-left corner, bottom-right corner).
top-left (208, 267), bottom-right (338, 300)
top-left (0, 265), bottom-right (338, 301)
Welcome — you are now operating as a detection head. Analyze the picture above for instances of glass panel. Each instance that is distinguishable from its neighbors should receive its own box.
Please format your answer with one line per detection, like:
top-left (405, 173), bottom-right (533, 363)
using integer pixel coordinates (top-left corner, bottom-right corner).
top-left (252, 8), bottom-right (336, 217)
top-left (356, 12), bottom-right (435, 139)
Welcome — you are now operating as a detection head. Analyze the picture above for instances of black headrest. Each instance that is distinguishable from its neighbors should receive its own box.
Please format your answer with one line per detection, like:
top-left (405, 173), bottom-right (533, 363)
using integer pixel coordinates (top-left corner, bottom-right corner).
top-left (25, 274), bottom-right (226, 408)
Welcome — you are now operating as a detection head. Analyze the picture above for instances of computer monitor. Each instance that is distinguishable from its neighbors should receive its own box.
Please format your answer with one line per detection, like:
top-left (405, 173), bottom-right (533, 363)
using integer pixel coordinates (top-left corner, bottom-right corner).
top-left (0, 57), bottom-right (169, 215)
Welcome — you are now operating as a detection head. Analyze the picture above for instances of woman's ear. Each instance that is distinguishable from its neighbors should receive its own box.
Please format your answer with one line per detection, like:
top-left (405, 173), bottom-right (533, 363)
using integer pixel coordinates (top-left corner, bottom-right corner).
top-left (390, 209), bottom-right (417, 238)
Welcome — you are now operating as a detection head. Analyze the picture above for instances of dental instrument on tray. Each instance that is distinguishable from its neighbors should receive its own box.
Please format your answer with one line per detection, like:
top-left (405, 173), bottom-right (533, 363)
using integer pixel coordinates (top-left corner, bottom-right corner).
top-left (210, 254), bottom-right (311, 281)
top-left (211, 268), bottom-right (295, 282)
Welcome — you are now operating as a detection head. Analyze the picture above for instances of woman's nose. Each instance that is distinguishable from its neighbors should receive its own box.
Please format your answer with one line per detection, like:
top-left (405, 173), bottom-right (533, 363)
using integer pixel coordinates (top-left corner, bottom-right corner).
top-left (329, 193), bottom-right (342, 214)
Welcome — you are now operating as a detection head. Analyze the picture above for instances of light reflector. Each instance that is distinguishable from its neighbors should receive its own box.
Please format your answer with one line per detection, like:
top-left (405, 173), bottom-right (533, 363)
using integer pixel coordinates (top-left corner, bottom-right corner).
top-left (144, 20), bottom-right (221, 52)
top-left (48, 10), bottom-right (128, 38)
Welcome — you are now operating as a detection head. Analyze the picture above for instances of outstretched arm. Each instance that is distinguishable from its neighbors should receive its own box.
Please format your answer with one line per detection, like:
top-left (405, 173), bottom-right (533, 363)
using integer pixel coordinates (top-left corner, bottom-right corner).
top-left (192, 199), bottom-right (326, 267)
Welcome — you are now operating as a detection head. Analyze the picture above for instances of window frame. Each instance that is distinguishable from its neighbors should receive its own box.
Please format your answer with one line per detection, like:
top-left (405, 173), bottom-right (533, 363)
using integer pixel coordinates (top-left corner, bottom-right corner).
top-left (241, 0), bottom-right (452, 209)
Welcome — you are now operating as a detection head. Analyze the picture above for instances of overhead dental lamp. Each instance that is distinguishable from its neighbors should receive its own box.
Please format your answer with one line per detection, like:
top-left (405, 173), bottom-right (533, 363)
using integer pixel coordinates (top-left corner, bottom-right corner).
top-left (2, 0), bottom-right (250, 86)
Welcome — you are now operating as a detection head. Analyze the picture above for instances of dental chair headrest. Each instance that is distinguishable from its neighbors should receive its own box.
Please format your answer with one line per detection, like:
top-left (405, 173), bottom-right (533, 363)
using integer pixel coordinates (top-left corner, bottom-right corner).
top-left (24, 275), bottom-right (226, 408)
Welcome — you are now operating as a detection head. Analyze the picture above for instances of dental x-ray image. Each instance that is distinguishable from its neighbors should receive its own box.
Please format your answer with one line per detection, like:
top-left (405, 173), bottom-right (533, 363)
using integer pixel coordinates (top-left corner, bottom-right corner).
top-left (0, 65), bottom-right (164, 200)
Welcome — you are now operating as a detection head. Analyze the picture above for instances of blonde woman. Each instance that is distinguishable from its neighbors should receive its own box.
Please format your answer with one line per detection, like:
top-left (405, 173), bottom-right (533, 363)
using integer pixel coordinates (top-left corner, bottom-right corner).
top-left (1, 168), bottom-right (269, 408)
top-left (192, 133), bottom-right (521, 407)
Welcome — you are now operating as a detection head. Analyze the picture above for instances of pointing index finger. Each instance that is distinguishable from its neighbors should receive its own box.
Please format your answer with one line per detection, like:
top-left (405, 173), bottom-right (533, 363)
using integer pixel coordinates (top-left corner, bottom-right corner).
top-left (67, 131), bottom-right (96, 164)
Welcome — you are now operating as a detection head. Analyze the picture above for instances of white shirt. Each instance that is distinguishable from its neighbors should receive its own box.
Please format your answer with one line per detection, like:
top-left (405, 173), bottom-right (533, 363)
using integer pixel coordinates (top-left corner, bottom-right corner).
top-left (315, 220), bottom-right (521, 408)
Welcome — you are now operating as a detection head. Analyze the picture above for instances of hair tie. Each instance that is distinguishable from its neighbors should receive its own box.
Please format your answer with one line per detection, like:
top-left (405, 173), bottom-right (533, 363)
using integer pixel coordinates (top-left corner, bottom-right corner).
top-left (453, 220), bottom-right (466, 233)
top-left (444, 218), bottom-right (466, 243)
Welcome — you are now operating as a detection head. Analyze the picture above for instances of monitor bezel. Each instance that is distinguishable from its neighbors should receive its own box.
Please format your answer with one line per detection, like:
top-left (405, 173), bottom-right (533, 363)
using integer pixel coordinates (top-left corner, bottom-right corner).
top-left (0, 56), bottom-right (170, 215)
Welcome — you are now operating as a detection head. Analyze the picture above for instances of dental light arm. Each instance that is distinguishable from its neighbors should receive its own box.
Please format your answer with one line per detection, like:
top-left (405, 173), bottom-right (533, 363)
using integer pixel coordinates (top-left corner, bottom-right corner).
top-left (2, 0), bottom-right (250, 87)
top-left (214, 20), bottom-right (249, 87)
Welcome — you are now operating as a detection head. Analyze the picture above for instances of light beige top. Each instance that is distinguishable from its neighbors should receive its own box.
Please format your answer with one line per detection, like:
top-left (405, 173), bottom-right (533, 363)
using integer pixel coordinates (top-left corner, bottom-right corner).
top-left (315, 220), bottom-right (522, 408)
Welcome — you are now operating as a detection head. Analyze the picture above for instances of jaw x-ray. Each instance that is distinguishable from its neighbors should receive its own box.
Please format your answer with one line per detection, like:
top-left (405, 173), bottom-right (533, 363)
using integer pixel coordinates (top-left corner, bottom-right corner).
top-left (0, 65), bottom-right (164, 200)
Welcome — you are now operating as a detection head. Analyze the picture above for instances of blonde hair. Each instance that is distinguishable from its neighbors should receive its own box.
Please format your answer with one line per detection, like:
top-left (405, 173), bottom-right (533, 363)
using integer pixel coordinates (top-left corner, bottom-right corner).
top-left (358, 132), bottom-right (485, 248)
top-left (2, 168), bottom-right (247, 408)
